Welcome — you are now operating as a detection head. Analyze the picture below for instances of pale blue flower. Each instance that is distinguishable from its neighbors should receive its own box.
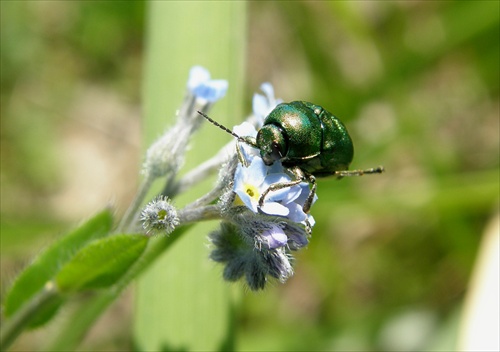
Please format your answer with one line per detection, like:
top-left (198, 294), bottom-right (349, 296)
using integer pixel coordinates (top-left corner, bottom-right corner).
top-left (233, 156), bottom-right (316, 226)
top-left (232, 122), bottom-right (261, 163)
top-left (233, 158), bottom-right (290, 216)
top-left (264, 173), bottom-right (302, 204)
top-left (282, 183), bottom-right (318, 226)
top-left (252, 82), bottom-right (282, 126)
top-left (187, 65), bottom-right (210, 90)
top-left (233, 157), bottom-right (310, 218)
top-left (187, 65), bottom-right (228, 103)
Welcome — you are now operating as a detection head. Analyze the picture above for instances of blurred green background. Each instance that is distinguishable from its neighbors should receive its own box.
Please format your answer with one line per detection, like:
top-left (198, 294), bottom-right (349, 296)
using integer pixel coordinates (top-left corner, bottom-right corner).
top-left (1, 1), bottom-right (498, 351)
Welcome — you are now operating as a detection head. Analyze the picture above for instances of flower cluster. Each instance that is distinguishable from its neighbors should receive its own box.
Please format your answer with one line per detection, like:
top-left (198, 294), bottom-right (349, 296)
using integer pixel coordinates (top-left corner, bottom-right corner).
top-left (210, 84), bottom-right (317, 290)
top-left (233, 154), bottom-right (317, 226)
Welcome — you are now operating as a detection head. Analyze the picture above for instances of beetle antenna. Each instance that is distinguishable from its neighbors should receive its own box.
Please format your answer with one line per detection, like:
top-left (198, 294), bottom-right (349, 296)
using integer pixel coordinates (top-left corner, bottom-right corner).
top-left (197, 111), bottom-right (242, 140)
top-left (335, 166), bottom-right (384, 177)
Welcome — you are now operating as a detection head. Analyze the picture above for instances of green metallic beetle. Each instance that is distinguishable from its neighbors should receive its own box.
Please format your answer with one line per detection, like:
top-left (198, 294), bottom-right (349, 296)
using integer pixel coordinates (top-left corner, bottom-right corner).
top-left (198, 101), bottom-right (383, 214)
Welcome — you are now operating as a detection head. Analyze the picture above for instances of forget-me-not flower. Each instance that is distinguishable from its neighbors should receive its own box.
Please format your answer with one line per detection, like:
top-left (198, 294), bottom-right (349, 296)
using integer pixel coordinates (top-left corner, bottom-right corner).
top-left (232, 151), bottom-right (316, 228)
top-left (187, 65), bottom-right (228, 103)
top-left (233, 157), bottom-right (304, 218)
top-left (252, 82), bottom-right (282, 126)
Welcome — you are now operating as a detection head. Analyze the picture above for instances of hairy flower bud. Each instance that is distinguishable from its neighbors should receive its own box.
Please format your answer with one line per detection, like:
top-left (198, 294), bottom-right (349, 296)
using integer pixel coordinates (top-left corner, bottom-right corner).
top-left (140, 196), bottom-right (179, 236)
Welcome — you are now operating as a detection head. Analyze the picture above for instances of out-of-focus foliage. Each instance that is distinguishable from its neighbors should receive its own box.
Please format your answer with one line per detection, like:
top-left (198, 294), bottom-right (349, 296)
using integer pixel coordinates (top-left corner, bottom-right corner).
top-left (3, 209), bottom-right (113, 328)
top-left (1, 2), bottom-right (144, 350)
top-left (242, 2), bottom-right (499, 351)
top-left (1, 1), bottom-right (498, 351)
top-left (1, 1), bottom-right (144, 251)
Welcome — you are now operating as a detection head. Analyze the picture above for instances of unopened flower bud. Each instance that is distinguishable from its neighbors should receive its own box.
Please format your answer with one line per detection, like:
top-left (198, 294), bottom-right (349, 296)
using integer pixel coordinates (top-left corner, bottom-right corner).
top-left (140, 196), bottom-right (179, 236)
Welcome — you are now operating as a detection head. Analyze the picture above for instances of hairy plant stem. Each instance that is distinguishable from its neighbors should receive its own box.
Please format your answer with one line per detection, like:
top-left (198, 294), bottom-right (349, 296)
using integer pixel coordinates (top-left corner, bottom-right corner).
top-left (0, 282), bottom-right (60, 351)
top-left (178, 204), bottom-right (221, 223)
top-left (117, 175), bottom-right (155, 233)
top-left (172, 141), bottom-right (235, 195)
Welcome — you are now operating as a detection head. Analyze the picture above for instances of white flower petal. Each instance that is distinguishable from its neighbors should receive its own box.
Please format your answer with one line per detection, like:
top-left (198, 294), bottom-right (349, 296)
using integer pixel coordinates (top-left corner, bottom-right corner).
top-left (233, 121), bottom-right (258, 137)
top-left (187, 66), bottom-right (210, 90)
top-left (246, 157), bottom-right (267, 184)
top-left (252, 93), bottom-right (269, 122)
top-left (260, 82), bottom-right (275, 101)
top-left (306, 214), bottom-right (316, 228)
top-left (260, 202), bottom-right (290, 217)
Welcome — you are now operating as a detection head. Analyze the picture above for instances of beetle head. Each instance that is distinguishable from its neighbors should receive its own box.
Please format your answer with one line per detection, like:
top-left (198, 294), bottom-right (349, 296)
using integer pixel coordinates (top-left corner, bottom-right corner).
top-left (256, 124), bottom-right (288, 165)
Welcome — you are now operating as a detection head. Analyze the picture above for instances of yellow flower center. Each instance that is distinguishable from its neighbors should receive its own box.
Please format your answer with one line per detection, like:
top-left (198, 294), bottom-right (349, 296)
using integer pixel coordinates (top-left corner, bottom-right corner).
top-left (234, 183), bottom-right (260, 206)
top-left (245, 184), bottom-right (260, 201)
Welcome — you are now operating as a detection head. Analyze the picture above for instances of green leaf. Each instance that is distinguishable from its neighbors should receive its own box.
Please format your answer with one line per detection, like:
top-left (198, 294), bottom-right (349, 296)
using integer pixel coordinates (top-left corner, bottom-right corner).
top-left (3, 209), bottom-right (113, 328)
top-left (46, 225), bottom-right (192, 352)
top-left (56, 234), bottom-right (149, 292)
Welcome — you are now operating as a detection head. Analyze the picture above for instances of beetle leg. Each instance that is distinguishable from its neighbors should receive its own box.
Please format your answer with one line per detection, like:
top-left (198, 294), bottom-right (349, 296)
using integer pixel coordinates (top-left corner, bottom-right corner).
top-left (286, 167), bottom-right (317, 214)
top-left (259, 165), bottom-right (305, 208)
top-left (258, 177), bottom-right (303, 208)
top-left (302, 174), bottom-right (316, 214)
top-left (304, 218), bottom-right (312, 235)
top-left (235, 136), bottom-right (258, 168)
top-left (235, 140), bottom-right (249, 167)
top-left (334, 166), bottom-right (384, 177)
top-left (259, 166), bottom-right (317, 214)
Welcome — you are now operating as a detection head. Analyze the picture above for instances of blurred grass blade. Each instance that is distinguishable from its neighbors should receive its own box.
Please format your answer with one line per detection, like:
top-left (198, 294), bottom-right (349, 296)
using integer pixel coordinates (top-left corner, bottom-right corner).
top-left (3, 209), bottom-right (113, 328)
top-left (135, 2), bottom-right (246, 351)
top-left (56, 234), bottom-right (148, 292)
